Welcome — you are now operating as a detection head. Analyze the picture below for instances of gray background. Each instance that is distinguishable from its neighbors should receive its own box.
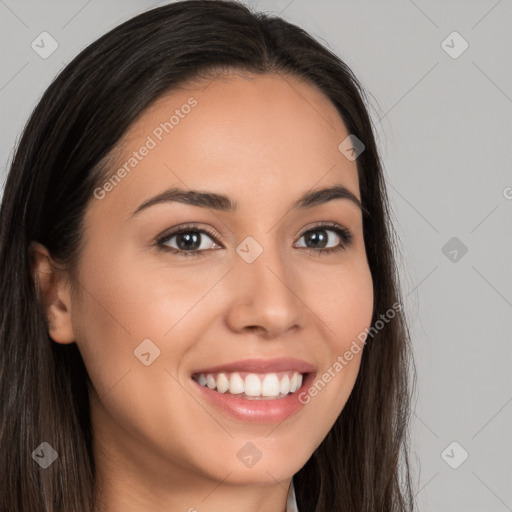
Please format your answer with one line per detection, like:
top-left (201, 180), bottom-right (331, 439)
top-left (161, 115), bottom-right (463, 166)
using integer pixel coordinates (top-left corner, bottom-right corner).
top-left (1, 0), bottom-right (511, 510)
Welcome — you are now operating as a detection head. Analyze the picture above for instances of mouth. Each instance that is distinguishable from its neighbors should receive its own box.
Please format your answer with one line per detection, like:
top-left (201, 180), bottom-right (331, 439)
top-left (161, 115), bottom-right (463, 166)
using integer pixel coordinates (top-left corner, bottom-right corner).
top-left (189, 358), bottom-right (316, 423)
top-left (191, 370), bottom-right (307, 400)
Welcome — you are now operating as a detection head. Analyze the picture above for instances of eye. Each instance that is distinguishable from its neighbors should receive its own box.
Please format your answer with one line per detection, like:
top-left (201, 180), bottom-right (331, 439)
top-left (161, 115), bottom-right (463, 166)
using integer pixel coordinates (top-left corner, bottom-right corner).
top-left (155, 221), bottom-right (353, 258)
top-left (156, 223), bottom-right (221, 257)
top-left (294, 222), bottom-right (353, 256)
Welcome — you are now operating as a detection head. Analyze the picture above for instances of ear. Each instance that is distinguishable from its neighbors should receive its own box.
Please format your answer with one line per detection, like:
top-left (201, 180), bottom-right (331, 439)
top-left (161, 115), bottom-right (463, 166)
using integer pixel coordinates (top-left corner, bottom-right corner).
top-left (29, 241), bottom-right (76, 344)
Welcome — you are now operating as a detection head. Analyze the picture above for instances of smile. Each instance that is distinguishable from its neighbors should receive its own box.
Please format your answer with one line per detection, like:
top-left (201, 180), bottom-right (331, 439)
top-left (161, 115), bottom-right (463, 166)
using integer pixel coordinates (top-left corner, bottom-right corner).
top-left (192, 370), bottom-right (304, 400)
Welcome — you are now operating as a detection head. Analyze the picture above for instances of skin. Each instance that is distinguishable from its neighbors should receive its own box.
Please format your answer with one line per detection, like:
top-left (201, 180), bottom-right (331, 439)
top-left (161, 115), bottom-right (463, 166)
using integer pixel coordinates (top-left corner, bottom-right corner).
top-left (31, 72), bottom-right (374, 512)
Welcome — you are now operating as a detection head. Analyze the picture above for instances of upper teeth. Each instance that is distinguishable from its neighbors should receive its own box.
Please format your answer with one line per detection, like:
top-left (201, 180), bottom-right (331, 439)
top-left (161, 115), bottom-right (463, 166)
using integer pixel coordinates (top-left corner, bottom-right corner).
top-left (193, 371), bottom-right (303, 397)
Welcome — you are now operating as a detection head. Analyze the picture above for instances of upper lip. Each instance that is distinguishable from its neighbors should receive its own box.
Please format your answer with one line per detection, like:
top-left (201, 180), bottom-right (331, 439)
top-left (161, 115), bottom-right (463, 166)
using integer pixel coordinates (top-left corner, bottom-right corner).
top-left (191, 357), bottom-right (315, 375)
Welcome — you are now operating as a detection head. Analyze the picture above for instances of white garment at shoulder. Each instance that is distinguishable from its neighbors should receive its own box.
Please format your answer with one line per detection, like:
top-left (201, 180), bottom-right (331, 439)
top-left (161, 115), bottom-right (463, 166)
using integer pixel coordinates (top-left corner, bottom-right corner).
top-left (286, 479), bottom-right (299, 512)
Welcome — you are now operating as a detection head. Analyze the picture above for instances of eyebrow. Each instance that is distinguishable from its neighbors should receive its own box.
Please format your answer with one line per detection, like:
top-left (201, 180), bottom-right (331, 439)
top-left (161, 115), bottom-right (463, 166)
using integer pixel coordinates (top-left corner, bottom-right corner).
top-left (130, 184), bottom-right (368, 218)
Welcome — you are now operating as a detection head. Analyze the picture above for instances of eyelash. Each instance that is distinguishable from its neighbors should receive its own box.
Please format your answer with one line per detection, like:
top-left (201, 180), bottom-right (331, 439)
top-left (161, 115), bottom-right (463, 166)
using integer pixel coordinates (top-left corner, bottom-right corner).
top-left (155, 221), bottom-right (353, 258)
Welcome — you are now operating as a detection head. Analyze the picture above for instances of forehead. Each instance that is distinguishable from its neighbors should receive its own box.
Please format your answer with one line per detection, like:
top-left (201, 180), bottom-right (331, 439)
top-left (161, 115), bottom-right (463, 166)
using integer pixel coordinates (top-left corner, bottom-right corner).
top-left (90, 72), bottom-right (360, 220)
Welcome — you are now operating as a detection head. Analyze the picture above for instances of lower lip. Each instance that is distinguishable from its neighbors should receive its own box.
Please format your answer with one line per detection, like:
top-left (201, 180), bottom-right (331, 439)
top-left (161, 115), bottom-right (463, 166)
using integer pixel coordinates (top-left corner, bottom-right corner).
top-left (191, 372), bottom-right (316, 423)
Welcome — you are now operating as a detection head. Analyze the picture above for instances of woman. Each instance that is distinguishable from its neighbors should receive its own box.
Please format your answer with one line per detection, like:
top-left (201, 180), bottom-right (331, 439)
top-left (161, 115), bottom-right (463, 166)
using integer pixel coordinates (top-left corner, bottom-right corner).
top-left (0, 1), bottom-right (417, 511)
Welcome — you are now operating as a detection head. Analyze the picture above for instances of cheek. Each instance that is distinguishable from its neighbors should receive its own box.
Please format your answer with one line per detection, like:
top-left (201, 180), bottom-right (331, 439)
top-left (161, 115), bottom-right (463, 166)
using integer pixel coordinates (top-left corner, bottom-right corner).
top-left (327, 260), bottom-right (373, 383)
top-left (70, 243), bottom-right (227, 397)
top-left (296, 257), bottom-right (373, 426)
top-left (302, 255), bottom-right (374, 348)
top-left (70, 249), bottom-right (206, 460)
top-left (73, 239), bottom-right (207, 339)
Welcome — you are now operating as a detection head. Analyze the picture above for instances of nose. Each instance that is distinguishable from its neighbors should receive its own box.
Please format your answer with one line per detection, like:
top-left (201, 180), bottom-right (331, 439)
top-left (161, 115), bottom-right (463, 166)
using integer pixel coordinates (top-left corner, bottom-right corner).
top-left (225, 241), bottom-right (302, 338)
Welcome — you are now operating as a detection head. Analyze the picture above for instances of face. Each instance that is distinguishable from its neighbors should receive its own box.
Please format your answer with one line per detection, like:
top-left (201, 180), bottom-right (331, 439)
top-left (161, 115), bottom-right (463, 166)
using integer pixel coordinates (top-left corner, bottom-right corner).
top-left (35, 73), bottom-right (373, 492)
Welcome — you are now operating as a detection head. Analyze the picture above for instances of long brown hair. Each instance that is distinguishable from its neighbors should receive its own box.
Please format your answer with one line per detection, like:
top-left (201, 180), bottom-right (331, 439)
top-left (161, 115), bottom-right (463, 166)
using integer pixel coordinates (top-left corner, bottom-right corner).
top-left (0, 1), bottom-right (417, 510)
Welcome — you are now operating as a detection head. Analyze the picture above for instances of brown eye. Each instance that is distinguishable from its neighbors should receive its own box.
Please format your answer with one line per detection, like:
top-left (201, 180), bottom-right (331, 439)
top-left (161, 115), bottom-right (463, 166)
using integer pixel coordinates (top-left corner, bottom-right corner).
top-left (295, 223), bottom-right (352, 255)
top-left (156, 224), bottom-right (221, 257)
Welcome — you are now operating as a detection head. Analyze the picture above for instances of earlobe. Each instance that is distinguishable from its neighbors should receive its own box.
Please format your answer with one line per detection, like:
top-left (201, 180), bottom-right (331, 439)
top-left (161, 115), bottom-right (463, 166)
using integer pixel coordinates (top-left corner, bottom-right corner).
top-left (29, 241), bottom-right (76, 344)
